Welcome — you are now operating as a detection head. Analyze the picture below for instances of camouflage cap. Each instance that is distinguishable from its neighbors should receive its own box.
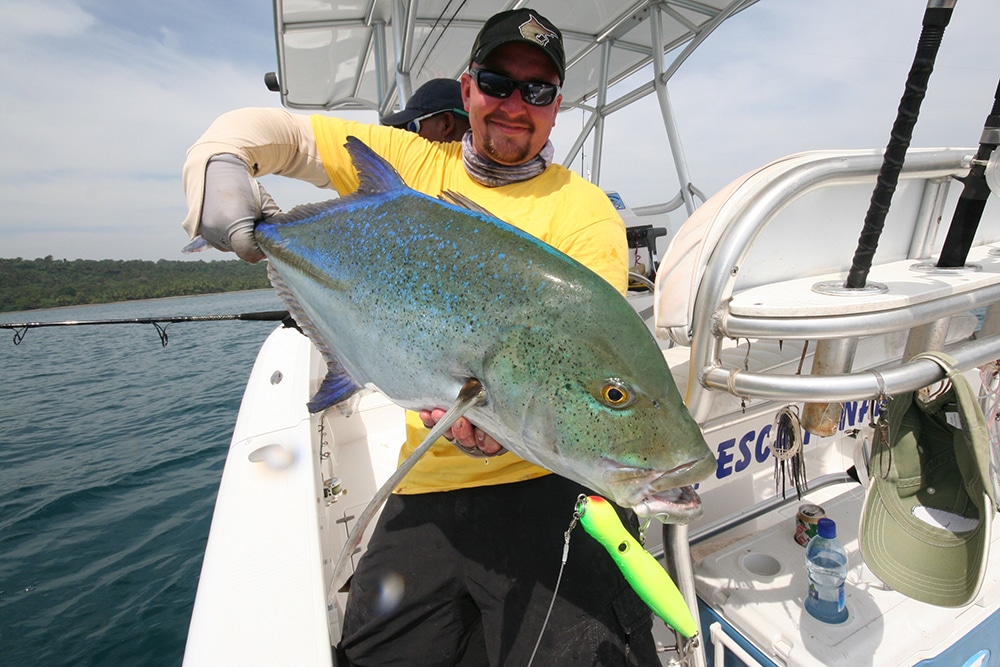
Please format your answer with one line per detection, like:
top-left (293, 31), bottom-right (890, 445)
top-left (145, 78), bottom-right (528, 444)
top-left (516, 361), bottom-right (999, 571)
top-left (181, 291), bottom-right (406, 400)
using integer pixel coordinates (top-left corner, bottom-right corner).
top-left (470, 8), bottom-right (565, 83)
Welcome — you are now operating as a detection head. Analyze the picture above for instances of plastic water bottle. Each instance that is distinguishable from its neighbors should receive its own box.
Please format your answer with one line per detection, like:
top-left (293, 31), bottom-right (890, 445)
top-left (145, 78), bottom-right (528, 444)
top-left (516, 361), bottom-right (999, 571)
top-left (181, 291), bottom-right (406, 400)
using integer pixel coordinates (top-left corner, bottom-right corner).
top-left (804, 517), bottom-right (849, 623)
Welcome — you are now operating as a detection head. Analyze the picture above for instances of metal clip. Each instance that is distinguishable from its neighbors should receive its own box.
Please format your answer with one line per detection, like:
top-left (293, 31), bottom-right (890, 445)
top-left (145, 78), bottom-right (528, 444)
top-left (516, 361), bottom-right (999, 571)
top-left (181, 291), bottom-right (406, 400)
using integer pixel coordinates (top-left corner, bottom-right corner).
top-left (870, 369), bottom-right (892, 478)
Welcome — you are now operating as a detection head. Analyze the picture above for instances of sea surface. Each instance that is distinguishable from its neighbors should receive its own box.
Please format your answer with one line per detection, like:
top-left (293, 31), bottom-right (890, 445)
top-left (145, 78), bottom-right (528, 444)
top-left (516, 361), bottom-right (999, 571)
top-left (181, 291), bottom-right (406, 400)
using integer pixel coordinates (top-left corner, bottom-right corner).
top-left (0, 290), bottom-right (285, 666)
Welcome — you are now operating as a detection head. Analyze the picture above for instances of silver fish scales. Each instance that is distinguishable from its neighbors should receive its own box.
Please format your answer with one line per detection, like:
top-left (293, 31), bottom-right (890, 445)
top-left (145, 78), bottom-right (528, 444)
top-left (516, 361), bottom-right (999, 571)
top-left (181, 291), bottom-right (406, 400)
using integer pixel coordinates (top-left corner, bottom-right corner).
top-left (255, 136), bottom-right (714, 521)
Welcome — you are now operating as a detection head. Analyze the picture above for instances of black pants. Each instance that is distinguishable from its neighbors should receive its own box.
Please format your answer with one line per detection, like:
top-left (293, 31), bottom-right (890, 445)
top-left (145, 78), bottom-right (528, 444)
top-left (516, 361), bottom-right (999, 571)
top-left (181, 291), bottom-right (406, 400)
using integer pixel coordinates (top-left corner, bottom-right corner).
top-left (337, 475), bottom-right (659, 666)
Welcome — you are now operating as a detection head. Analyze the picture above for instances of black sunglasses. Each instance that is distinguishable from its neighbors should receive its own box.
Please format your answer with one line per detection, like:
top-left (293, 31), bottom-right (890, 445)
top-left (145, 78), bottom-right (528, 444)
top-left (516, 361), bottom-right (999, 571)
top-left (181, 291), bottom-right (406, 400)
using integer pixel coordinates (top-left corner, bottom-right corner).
top-left (470, 69), bottom-right (560, 107)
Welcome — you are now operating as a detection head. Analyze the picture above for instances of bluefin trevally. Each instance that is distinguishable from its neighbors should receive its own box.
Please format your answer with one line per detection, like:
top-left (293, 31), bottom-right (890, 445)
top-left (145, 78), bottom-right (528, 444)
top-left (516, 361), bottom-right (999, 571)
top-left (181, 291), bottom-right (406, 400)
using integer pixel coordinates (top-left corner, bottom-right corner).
top-left (255, 136), bottom-right (715, 521)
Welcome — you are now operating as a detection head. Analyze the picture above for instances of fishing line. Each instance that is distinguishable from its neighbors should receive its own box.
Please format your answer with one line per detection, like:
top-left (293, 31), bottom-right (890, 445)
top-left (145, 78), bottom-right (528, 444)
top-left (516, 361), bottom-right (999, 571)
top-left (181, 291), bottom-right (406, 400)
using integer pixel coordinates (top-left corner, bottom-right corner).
top-left (528, 495), bottom-right (700, 666)
top-left (526, 498), bottom-right (582, 667)
top-left (871, 370), bottom-right (894, 480)
top-left (410, 0), bottom-right (469, 75)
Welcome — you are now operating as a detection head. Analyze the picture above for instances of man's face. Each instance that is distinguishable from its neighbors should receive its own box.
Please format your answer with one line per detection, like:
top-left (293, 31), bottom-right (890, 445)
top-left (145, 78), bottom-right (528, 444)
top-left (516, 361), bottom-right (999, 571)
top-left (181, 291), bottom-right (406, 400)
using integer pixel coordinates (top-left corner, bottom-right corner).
top-left (461, 42), bottom-right (562, 166)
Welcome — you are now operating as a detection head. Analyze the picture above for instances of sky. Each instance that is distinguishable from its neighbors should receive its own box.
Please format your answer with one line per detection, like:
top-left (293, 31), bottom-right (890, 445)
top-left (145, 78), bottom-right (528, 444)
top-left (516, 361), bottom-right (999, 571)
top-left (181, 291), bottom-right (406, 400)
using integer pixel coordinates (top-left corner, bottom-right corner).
top-left (1, 0), bottom-right (998, 262)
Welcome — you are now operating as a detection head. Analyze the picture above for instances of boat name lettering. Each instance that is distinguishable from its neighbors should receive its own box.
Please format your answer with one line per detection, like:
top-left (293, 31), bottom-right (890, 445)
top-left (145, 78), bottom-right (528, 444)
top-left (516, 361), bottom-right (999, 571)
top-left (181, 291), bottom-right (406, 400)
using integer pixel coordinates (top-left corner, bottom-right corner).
top-left (713, 400), bottom-right (875, 479)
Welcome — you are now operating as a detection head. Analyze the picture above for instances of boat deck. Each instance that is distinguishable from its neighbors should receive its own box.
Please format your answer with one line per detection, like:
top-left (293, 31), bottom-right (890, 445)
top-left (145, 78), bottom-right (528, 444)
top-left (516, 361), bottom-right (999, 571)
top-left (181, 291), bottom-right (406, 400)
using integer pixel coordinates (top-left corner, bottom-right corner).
top-left (694, 485), bottom-right (1000, 666)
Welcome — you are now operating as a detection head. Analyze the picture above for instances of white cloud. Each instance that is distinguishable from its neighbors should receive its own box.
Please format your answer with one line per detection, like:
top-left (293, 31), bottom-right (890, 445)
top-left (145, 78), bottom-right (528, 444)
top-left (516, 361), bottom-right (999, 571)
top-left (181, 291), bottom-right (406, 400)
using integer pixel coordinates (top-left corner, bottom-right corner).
top-left (0, 0), bottom-right (295, 260)
top-left (0, 0), bottom-right (96, 39)
top-left (2, 0), bottom-right (998, 260)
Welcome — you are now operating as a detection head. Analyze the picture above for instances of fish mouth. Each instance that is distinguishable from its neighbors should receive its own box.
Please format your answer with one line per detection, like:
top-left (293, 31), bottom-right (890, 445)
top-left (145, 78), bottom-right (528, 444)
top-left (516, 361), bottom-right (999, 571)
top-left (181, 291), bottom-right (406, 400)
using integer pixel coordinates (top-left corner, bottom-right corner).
top-left (631, 485), bottom-right (702, 525)
top-left (602, 456), bottom-right (714, 525)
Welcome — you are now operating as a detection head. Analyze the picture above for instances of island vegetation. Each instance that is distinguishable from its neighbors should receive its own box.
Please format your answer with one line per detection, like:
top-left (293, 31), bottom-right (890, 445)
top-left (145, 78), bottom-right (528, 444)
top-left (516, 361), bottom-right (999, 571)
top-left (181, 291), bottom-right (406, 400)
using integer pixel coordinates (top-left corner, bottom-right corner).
top-left (0, 257), bottom-right (271, 313)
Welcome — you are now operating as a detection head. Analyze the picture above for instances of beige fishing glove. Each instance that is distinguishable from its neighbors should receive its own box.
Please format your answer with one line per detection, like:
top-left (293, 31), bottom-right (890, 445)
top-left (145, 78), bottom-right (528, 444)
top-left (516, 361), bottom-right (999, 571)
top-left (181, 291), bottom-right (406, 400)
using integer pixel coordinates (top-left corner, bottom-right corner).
top-left (199, 154), bottom-right (282, 263)
top-left (182, 108), bottom-right (331, 261)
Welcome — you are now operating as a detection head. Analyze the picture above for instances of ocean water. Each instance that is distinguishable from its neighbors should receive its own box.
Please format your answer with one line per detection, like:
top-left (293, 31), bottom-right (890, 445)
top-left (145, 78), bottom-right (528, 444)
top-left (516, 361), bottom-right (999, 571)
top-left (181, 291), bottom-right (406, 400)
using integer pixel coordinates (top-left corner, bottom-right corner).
top-left (0, 290), bottom-right (285, 666)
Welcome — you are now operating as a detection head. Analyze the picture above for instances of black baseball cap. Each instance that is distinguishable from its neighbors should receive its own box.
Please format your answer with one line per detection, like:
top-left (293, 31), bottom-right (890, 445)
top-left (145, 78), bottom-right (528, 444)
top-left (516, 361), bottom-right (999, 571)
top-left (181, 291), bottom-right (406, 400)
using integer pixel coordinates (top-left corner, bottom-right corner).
top-left (470, 9), bottom-right (565, 83)
top-left (380, 78), bottom-right (466, 127)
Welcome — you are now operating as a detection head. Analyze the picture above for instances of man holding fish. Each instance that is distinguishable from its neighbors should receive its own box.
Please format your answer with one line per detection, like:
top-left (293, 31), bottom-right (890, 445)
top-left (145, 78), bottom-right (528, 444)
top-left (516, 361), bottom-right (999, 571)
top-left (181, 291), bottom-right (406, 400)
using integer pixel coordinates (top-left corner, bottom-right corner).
top-left (182, 8), bottom-right (713, 665)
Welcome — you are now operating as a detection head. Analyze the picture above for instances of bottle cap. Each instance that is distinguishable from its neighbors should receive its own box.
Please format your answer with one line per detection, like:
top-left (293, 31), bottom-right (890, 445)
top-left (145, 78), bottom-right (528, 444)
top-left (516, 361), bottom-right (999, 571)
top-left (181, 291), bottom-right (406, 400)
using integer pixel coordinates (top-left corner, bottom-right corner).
top-left (817, 517), bottom-right (836, 539)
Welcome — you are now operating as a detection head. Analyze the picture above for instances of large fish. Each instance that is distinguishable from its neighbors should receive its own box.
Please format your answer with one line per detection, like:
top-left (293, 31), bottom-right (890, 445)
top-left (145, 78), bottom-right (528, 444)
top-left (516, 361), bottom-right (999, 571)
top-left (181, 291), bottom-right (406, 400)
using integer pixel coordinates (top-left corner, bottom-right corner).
top-left (255, 136), bottom-right (715, 521)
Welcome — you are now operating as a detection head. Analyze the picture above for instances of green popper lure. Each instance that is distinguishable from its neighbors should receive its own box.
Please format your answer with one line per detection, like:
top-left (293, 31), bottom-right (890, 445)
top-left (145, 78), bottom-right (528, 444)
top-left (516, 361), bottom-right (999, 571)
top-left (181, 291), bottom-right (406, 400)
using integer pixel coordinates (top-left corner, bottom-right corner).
top-left (577, 495), bottom-right (698, 638)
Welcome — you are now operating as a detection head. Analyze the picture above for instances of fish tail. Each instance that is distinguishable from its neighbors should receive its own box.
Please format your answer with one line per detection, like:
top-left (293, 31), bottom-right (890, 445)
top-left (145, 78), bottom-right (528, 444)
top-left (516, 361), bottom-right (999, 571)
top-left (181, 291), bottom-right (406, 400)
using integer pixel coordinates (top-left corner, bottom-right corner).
top-left (182, 236), bottom-right (211, 253)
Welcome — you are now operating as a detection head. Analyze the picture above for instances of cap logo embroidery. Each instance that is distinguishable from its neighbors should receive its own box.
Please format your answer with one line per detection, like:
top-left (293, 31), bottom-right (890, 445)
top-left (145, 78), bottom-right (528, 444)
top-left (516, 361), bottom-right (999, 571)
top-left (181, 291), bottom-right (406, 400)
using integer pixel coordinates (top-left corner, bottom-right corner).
top-left (519, 15), bottom-right (558, 47)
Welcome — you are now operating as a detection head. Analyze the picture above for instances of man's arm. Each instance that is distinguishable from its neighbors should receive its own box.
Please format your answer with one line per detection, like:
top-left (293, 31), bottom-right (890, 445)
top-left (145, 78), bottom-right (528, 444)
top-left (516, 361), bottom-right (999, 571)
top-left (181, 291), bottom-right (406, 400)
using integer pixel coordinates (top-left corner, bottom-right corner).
top-left (181, 107), bottom-right (332, 244)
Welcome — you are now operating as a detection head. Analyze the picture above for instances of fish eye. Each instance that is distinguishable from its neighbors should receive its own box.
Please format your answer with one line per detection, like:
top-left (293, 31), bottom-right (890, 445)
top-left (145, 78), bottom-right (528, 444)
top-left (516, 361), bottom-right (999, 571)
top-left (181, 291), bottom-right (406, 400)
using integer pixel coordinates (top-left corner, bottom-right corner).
top-left (600, 380), bottom-right (632, 408)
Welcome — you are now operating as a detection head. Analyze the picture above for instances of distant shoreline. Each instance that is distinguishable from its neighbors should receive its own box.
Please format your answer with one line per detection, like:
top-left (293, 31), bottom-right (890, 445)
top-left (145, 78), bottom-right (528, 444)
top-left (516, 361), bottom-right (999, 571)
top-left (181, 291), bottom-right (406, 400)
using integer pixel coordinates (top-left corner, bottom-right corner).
top-left (0, 257), bottom-right (271, 313)
top-left (0, 288), bottom-right (276, 316)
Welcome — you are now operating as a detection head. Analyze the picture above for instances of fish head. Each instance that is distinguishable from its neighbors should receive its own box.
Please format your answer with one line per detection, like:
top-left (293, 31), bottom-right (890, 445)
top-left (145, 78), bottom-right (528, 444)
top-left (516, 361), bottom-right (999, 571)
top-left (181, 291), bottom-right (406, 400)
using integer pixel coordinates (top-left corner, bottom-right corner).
top-left (480, 324), bottom-right (715, 524)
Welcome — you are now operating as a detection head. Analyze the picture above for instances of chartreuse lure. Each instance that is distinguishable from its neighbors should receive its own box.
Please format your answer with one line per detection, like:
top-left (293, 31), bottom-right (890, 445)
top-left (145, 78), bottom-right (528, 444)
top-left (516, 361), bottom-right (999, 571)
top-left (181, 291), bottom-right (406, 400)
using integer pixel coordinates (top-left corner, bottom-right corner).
top-left (577, 495), bottom-right (698, 638)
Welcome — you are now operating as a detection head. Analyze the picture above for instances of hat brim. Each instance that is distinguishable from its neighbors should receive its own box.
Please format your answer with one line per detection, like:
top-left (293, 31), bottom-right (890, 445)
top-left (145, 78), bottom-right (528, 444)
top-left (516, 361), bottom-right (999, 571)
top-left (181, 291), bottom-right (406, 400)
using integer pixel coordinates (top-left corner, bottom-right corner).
top-left (860, 475), bottom-right (991, 607)
top-left (379, 108), bottom-right (423, 127)
top-left (859, 390), bottom-right (992, 607)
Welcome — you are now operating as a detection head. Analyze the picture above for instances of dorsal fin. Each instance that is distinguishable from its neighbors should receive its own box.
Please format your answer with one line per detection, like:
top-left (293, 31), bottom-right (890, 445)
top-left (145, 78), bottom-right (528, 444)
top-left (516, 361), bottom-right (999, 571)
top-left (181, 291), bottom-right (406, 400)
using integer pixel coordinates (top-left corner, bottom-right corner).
top-left (265, 198), bottom-right (344, 227)
top-left (258, 137), bottom-right (407, 232)
top-left (438, 190), bottom-right (499, 219)
top-left (344, 136), bottom-right (408, 196)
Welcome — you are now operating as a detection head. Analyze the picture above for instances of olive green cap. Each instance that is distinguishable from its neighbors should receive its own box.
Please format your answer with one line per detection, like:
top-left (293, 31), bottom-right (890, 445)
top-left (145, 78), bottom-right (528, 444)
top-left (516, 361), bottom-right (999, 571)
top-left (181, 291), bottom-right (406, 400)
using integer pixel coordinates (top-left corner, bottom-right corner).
top-left (859, 352), bottom-right (995, 607)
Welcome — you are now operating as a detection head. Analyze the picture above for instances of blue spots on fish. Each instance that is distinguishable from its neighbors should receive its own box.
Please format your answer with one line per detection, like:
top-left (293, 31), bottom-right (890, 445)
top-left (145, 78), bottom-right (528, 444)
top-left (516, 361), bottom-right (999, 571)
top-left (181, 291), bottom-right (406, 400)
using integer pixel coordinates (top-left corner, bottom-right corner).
top-left (254, 136), bottom-right (714, 512)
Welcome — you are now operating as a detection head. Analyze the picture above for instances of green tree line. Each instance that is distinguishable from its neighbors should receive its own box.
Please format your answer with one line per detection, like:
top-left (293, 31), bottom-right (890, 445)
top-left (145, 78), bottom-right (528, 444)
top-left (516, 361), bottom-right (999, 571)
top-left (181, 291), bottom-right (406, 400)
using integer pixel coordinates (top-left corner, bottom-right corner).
top-left (0, 257), bottom-right (271, 312)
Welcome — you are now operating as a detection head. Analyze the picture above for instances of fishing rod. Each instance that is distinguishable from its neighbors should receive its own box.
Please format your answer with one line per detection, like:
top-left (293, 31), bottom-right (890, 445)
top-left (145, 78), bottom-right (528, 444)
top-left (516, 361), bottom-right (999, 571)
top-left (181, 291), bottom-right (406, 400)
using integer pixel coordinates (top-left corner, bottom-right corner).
top-left (803, 1), bottom-right (955, 437)
top-left (0, 310), bottom-right (291, 347)
top-left (845, 0), bottom-right (955, 289)
top-left (935, 77), bottom-right (1000, 268)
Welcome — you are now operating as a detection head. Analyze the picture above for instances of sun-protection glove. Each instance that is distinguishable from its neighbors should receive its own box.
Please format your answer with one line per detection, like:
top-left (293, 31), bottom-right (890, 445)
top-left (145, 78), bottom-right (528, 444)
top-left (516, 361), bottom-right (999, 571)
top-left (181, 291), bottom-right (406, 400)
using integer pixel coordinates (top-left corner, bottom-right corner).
top-left (200, 154), bottom-right (281, 263)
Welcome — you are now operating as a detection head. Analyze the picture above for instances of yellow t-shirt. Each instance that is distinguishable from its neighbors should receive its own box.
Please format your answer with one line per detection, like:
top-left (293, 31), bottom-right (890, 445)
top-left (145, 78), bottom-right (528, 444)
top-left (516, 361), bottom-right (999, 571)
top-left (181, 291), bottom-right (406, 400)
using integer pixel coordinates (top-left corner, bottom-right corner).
top-left (311, 116), bottom-right (629, 493)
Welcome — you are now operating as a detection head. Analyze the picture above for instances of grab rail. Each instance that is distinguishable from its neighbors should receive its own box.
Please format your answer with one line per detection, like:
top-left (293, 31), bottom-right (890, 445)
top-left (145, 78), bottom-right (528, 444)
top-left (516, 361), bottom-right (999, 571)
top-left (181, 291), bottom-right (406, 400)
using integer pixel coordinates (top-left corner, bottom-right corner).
top-left (683, 148), bottom-right (982, 422)
top-left (701, 332), bottom-right (1000, 403)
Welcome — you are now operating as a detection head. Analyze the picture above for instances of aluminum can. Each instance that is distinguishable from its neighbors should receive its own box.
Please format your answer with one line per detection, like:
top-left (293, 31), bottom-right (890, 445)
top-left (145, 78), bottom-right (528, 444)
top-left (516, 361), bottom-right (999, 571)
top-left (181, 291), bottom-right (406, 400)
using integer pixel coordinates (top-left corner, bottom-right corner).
top-left (795, 503), bottom-right (825, 546)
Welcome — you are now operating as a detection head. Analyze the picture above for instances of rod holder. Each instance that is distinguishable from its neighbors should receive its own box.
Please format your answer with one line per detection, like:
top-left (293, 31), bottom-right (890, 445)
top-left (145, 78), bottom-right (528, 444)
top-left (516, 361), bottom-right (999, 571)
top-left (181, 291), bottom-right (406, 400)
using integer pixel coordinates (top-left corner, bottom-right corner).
top-left (903, 318), bottom-right (952, 363)
top-left (979, 303), bottom-right (1000, 339)
top-left (801, 338), bottom-right (859, 436)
